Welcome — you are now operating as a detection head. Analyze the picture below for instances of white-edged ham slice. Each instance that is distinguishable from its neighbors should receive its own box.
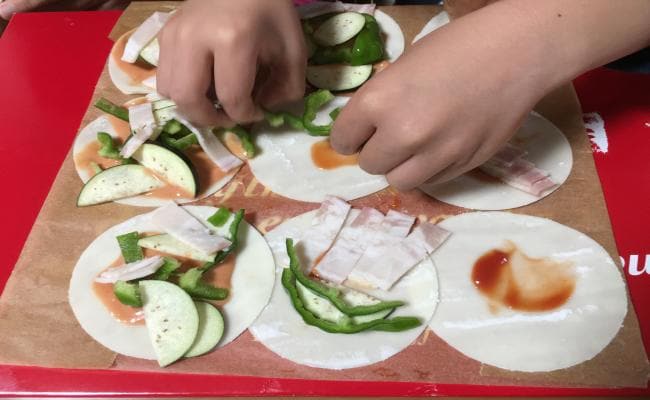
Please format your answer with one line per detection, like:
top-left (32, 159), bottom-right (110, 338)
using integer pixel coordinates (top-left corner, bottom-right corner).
top-left (344, 209), bottom-right (414, 288)
top-left (346, 222), bottom-right (450, 291)
top-left (122, 12), bottom-right (170, 63)
top-left (172, 112), bottom-right (243, 172)
top-left (313, 207), bottom-right (384, 284)
top-left (489, 143), bottom-right (528, 167)
top-left (151, 202), bottom-right (231, 255)
top-left (298, 195), bottom-right (351, 273)
top-left (94, 256), bottom-right (164, 284)
top-left (480, 157), bottom-right (557, 197)
top-left (120, 102), bottom-right (159, 158)
top-left (298, 1), bottom-right (375, 19)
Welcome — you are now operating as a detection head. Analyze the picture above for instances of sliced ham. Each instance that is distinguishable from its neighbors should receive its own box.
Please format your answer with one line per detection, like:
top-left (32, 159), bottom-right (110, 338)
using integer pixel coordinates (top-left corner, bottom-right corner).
top-left (141, 75), bottom-right (157, 90)
top-left (172, 112), bottom-right (243, 172)
top-left (313, 207), bottom-right (384, 284)
top-left (120, 102), bottom-right (159, 158)
top-left (94, 256), bottom-right (164, 284)
top-left (479, 150), bottom-right (557, 197)
top-left (381, 210), bottom-right (415, 237)
top-left (346, 222), bottom-right (450, 291)
top-left (489, 143), bottom-right (528, 167)
top-left (298, 196), bottom-right (351, 274)
top-left (298, 1), bottom-right (375, 19)
top-left (122, 12), bottom-right (170, 63)
top-left (151, 202), bottom-right (231, 255)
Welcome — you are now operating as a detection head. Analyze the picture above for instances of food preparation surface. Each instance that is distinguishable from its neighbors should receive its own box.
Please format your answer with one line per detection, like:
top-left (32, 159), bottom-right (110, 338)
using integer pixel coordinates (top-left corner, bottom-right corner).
top-left (1, 3), bottom-right (649, 397)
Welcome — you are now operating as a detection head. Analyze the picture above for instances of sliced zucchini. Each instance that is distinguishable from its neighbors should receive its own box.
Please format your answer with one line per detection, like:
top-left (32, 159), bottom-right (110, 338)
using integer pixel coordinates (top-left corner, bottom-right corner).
top-left (131, 143), bottom-right (197, 197)
top-left (185, 301), bottom-right (224, 358)
top-left (296, 281), bottom-right (394, 325)
top-left (77, 164), bottom-right (163, 207)
top-left (140, 38), bottom-right (160, 67)
top-left (153, 105), bottom-right (177, 126)
top-left (313, 12), bottom-right (366, 47)
top-left (307, 64), bottom-right (372, 91)
top-left (138, 234), bottom-right (215, 263)
top-left (140, 280), bottom-right (199, 367)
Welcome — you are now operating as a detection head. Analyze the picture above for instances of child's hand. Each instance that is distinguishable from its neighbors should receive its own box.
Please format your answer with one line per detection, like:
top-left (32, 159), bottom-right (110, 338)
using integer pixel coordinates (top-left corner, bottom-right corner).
top-left (331, 0), bottom-right (650, 191)
top-left (157, 0), bottom-right (306, 127)
top-left (330, 9), bottom-right (548, 191)
top-left (0, 0), bottom-right (128, 19)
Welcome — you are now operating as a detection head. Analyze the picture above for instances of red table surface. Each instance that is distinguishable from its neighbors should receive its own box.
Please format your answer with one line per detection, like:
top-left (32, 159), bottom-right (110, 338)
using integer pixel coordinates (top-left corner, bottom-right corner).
top-left (1, 11), bottom-right (649, 397)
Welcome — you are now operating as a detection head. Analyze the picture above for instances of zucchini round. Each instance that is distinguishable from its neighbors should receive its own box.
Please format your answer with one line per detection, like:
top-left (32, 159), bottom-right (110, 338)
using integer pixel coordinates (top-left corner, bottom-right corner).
top-left (77, 164), bottom-right (163, 207)
top-left (132, 143), bottom-right (198, 197)
top-left (307, 64), bottom-right (372, 91)
top-left (313, 12), bottom-right (366, 47)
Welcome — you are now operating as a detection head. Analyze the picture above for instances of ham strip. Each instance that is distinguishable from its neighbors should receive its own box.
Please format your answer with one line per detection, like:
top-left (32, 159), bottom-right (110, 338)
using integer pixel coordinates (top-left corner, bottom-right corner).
top-left (381, 210), bottom-right (415, 237)
top-left (298, 1), bottom-right (375, 19)
top-left (298, 196), bottom-right (351, 274)
top-left (151, 202), bottom-right (231, 255)
top-left (313, 207), bottom-right (384, 284)
top-left (346, 222), bottom-right (450, 291)
top-left (120, 102), bottom-right (159, 158)
top-left (94, 256), bottom-right (164, 284)
top-left (172, 112), bottom-right (243, 172)
top-left (480, 157), bottom-right (557, 197)
top-left (489, 143), bottom-right (528, 167)
top-left (122, 12), bottom-right (170, 63)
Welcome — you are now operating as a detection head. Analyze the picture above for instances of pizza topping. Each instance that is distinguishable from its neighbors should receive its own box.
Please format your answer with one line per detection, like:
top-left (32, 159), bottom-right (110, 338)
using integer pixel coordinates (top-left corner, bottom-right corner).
top-left (120, 102), bottom-right (160, 158)
top-left (151, 202), bottom-right (231, 255)
top-left (121, 12), bottom-right (170, 63)
top-left (314, 207), bottom-right (384, 283)
top-left (348, 222), bottom-right (449, 291)
top-left (94, 256), bottom-right (165, 284)
top-left (298, 195), bottom-right (351, 273)
top-left (172, 112), bottom-right (243, 172)
top-left (298, 1), bottom-right (375, 20)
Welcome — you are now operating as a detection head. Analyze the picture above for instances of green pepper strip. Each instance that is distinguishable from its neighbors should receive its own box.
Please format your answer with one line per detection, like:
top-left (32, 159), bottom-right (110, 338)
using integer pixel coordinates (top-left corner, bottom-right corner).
top-left (203, 208), bottom-right (245, 271)
top-left (285, 238), bottom-right (404, 316)
top-left (310, 46), bottom-right (352, 65)
top-left (229, 125), bottom-right (256, 158)
top-left (151, 257), bottom-right (181, 281)
top-left (302, 89), bottom-right (337, 136)
top-left (207, 207), bottom-right (231, 227)
top-left (97, 132), bottom-right (123, 160)
top-left (265, 111), bottom-right (305, 131)
top-left (94, 97), bottom-right (129, 122)
top-left (350, 14), bottom-right (385, 66)
top-left (159, 132), bottom-right (198, 151)
top-left (282, 268), bottom-right (420, 333)
top-left (113, 280), bottom-right (143, 307)
top-left (162, 119), bottom-right (183, 135)
top-left (116, 231), bottom-right (143, 263)
top-left (178, 267), bottom-right (229, 300)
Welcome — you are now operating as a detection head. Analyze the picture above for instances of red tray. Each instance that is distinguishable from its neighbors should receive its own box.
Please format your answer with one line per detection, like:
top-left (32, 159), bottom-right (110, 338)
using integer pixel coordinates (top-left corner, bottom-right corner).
top-left (1, 10), bottom-right (648, 397)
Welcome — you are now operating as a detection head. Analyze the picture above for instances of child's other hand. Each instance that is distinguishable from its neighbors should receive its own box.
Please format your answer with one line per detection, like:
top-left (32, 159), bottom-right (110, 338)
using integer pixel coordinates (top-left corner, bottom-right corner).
top-left (0, 0), bottom-right (128, 19)
top-left (157, 0), bottom-right (306, 127)
top-left (331, 10), bottom-right (547, 191)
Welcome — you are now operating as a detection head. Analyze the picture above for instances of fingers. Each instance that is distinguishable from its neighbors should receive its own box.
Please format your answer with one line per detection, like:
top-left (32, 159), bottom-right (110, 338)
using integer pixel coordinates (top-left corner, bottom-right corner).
top-left (329, 95), bottom-right (376, 155)
top-left (0, 0), bottom-right (49, 19)
top-left (164, 27), bottom-right (228, 127)
top-left (386, 153), bottom-right (455, 191)
top-left (156, 13), bottom-right (177, 99)
top-left (212, 43), bottom-right (263, 123)
top-left (357, 128), bottom-right (413, 175)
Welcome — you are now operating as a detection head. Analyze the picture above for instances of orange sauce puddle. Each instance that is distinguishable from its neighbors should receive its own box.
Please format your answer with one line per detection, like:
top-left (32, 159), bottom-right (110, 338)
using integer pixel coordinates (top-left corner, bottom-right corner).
top-left (111, 30), bottom-right (157, 85)
top-left (184, 146), bottom-right (231, 196)
top-left (93, 247), bottom-right (237, 325)
top-left (311, 139), bottom-right (358, 169)
top-left (471, 241), bottom-right (575, 313)
top-left (74, 116), bottom-right (132, 177)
